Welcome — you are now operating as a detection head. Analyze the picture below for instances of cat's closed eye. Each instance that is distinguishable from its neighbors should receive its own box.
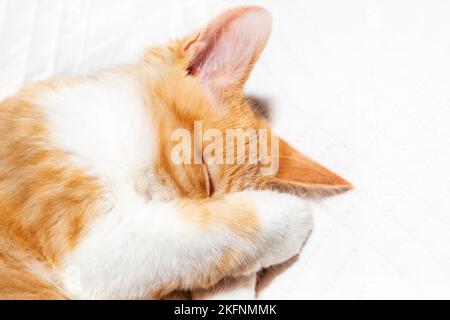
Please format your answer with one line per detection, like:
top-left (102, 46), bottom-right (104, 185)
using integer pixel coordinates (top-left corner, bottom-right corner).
top-left (203, 163), bottom-right (214, 197)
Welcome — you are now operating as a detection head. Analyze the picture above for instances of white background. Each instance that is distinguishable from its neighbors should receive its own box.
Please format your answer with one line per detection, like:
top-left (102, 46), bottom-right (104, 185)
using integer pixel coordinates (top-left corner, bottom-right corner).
top-left (1, 0), bottom-right (449, 299)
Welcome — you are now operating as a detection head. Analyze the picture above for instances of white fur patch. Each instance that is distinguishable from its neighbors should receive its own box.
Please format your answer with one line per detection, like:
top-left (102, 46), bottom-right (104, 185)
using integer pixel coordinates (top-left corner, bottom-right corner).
top-left (35, 71), bottom-right (156, 193)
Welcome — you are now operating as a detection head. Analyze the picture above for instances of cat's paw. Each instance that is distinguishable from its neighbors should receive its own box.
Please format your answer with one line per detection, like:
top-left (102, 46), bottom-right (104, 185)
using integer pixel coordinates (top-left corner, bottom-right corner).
top-left (245, 190), bottom-right (313, 269)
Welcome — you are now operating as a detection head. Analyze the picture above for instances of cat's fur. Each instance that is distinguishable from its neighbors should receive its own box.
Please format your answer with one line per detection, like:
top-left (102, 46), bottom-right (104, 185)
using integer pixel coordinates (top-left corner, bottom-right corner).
top-left (0, 6), bottom-right (350, 299)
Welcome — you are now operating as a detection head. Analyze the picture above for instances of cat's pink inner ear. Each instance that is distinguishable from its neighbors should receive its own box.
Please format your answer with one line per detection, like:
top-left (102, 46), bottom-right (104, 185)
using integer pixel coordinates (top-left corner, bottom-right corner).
top-left (186, 6), bottom-right (272, 95)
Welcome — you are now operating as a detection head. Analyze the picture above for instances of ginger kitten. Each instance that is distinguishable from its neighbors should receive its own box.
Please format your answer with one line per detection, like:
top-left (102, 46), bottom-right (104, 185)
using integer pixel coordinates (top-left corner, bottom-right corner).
top-left (0, 6), bottom-right (350, 299)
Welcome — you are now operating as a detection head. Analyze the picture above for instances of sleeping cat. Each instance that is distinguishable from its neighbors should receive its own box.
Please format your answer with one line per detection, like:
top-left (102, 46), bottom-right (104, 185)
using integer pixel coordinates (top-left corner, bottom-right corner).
top-left (0, 6), bottom-right (351, 299)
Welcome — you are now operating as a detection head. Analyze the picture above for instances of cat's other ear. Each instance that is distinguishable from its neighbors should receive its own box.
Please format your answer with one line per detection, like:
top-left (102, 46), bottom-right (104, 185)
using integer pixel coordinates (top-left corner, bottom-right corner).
top-left (263, 138), bottom-right (352, 198)
top-left (183, 6), bottom-right (272, 99)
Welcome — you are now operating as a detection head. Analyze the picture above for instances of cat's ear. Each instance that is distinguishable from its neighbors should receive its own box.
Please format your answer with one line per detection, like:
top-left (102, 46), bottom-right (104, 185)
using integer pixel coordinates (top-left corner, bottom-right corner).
top-left (263, 138), bottom-right (352, 198)
top-left (184, 6), bottom-right (272, 99)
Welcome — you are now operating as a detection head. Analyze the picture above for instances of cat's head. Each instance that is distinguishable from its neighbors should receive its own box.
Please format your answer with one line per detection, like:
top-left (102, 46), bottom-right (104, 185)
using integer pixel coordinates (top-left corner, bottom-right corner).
top-left (142, 6), bottom-right (351, 200)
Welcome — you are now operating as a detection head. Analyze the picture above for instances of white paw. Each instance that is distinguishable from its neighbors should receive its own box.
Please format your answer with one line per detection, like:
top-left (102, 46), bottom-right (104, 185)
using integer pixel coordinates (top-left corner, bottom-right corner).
top-left (246, 190), bottom-right (313, 269)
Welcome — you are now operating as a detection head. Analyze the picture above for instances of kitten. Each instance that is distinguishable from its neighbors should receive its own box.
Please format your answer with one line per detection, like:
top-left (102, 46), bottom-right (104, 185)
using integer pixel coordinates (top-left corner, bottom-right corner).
top-left (0, 6), bottom-right (351, 299)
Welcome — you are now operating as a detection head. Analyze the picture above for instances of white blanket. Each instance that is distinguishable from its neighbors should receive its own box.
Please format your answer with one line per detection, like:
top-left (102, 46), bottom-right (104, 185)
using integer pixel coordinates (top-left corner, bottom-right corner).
top-left (1, 0), bottom-right (449, 299)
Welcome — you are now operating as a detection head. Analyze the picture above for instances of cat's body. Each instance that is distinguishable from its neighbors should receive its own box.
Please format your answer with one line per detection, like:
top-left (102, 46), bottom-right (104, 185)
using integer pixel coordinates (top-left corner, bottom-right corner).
top-left (0, 7), bottom-right (350, 299)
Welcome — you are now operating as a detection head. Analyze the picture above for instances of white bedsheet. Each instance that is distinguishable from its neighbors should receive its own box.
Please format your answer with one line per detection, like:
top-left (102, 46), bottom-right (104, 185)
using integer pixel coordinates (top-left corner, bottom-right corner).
top-left (1, 0), bottom-right (449, 299)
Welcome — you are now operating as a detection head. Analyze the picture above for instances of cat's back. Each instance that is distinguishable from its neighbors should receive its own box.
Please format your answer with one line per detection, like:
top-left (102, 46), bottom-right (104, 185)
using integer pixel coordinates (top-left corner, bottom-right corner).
top-left (2, 68), bottom-right (158, 187)
top-left (0, 68), bottom-right (157, 289)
